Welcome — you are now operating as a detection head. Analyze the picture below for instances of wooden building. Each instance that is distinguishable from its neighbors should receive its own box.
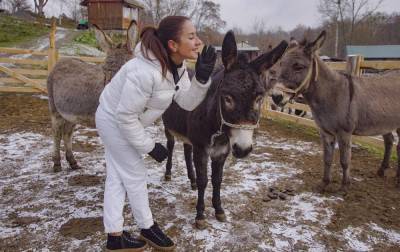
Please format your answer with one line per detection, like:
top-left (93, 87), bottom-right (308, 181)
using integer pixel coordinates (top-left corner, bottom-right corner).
top-left (346, 45), bottom-right (400, 61)
top-left (214, 41), bottom-right (260, 66)
top-left (80, 0), bottom-right (144, 30)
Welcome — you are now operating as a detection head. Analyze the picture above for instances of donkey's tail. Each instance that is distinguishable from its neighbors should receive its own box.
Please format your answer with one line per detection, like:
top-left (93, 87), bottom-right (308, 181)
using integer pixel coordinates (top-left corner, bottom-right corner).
top-left (47, 68), bottom-right (57, 113)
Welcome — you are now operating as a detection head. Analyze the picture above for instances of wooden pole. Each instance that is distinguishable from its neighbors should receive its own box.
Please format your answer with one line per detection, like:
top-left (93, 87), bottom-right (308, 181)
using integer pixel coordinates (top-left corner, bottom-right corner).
top-left (346, 55), bottom-right (363, 76)
top-left (48, 18), bottom-right (58, 73)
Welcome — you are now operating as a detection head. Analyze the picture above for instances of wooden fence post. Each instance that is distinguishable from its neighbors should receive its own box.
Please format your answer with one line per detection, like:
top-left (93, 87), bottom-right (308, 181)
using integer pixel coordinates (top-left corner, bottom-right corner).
top-left (346, 55), bottom-right (363, 76)
top-left (48, 18), bottom-right (58, 73)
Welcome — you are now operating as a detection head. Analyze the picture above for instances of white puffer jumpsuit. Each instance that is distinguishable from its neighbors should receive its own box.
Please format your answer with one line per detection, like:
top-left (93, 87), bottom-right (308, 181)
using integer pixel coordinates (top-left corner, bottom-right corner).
top-left (95, 43), bottom-right (211, 232)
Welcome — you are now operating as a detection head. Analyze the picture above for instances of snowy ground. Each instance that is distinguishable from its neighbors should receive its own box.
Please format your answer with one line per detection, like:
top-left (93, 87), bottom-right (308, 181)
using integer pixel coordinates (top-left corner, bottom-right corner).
top-left (1, 114), bottom-right (400, 251)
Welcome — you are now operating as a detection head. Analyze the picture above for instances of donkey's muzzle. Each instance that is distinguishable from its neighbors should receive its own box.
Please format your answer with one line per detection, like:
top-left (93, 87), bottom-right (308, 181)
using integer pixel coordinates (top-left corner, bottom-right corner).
top-left (232, 144), bottom-right (252, 158)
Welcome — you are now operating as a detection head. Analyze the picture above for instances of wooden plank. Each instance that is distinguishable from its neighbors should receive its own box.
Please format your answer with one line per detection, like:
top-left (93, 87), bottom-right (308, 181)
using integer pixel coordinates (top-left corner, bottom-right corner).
top-left (267, 98), bottom-right (311, 113)
top-left (0, 47), bottom-right (48, 56)
top-left (0, 57), bottom-right (48, 66)
top-left (0, 77), bottom-right (24, 84)
top-left (265, 109), bottom-right (317, 128)
top-left (60, 55), bottom-right (105, 63)
top-left (0, 78), bottom-right (46, 85)
top-left (326, 62), bottom-right (347, 71)
top-left (0, 86), bottom-right (42, 93)
top-left (13, 68), bottom-right (48, 76)
top-left (0, 65), bottom-right (47, 93)
top-left (361, 60), bottom-right (400, 70)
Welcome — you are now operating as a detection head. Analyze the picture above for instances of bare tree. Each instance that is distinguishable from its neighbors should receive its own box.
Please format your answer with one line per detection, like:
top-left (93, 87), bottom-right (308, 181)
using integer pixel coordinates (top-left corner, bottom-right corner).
top-left (34, 0), bottom-right (49, 17)
top-left (141, 0), bottom-right (189, 25)
top-left (190, 1), bottom-right (225, 32)
top-left (141, 0), bottom-right (225, 32)
top-left (318, 0), bottom-right (384, 56)
top-left (10, 0), bottom-right (30, 13)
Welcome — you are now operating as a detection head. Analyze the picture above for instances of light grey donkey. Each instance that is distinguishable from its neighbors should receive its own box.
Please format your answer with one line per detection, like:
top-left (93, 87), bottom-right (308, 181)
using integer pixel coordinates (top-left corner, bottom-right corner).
top-left (47, 21), bottom-right (138, 172)
top-left (272, 31), bottom-right (400, 191)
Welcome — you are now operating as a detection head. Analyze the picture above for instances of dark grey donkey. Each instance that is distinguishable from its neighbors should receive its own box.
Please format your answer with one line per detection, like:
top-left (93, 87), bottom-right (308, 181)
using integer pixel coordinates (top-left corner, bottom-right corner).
top-left (162, 31), bottom-right (288, 229)
top-left (47, 21), bottom-right (138, 172)
top-left (272, 31), bottom-right (400, 191)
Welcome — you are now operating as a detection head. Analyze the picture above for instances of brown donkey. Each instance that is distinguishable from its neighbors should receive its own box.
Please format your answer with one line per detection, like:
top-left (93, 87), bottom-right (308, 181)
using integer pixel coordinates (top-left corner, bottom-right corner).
top-left (272, 31), bottom-right (400, 191)
top-left (47, 21), bottom-right (138, 172)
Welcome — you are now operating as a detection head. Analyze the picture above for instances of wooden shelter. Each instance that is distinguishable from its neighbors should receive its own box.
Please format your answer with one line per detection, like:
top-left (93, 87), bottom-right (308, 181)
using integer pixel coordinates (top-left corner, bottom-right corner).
top-left (80, 0), bottom-right (144, 30)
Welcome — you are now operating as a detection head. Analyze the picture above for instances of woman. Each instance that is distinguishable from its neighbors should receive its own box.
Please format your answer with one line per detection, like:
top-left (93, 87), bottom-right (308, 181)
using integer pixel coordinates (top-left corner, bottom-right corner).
top-left (95, 16), bottom-right (216, 251)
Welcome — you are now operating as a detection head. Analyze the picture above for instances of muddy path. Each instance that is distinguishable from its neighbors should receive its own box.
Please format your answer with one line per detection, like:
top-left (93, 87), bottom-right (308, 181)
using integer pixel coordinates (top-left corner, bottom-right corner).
top-left (0, 94), bottom-right (399, 251)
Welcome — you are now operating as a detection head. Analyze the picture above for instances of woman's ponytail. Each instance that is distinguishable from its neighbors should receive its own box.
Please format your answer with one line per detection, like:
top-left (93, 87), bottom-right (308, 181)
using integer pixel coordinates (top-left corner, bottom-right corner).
top-left (140, 27), bottom-right (169, 77)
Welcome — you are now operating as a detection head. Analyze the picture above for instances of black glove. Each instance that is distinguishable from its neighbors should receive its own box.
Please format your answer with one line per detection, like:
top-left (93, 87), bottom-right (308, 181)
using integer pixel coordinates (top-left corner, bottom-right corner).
top-left (195, 45), bottom-right (217, 84)
top-left (148, 143), bottom-right (168, 163)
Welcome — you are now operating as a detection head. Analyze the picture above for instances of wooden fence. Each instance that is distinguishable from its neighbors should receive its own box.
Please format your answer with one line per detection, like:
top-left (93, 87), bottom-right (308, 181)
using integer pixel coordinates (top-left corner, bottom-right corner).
top-left (0, 19), bottom-right (104, 94)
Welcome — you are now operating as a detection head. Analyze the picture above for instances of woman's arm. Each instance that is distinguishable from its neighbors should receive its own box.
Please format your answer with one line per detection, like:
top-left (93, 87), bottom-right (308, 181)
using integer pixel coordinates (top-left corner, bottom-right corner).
top-left (173, 45), bottom-right (216, 111)
top-left (174, 76), bottom-right (211, 111)
top-left (115, 71), bottom-right (155, 154)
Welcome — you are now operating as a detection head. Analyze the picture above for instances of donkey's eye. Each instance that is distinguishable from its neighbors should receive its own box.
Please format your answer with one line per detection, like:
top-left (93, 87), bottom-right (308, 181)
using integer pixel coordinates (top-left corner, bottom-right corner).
top-left (223, 95), bottom-right (235, 111)
top-left (292, 63), bottom-right (305, 71)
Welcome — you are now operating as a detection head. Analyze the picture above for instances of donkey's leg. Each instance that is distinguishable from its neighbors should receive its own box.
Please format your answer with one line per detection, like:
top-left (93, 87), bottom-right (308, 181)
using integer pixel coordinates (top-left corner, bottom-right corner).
top-left (396, 129), bottom-right (400, 187)
top-left (63, 121), bottom-right (80, 170)
top-left (193, 146), bottom-right (209, 230)
top-left (337, 133), bottom-right (352, 191)
top-left (184, 143), bottom-right (197, 190)
top-left (50, 114), bottom-right (64, 172)
top-left (378, 133), bottom-right (394, 177)
top-left (211, 154), bottom-right (228, 222)
top-left (319, 131), bottom-right (336, 191)
top-left (164, 129), bottom-right (174, 181)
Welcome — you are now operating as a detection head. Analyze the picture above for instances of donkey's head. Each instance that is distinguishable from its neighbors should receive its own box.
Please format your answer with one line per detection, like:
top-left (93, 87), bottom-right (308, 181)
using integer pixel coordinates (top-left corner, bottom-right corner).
top-left (217, 31), bottom-right (288, 158)
top-left (271, 31), bottom-right (326, 106)
top-left (93, 21), bottom-right (138, 83)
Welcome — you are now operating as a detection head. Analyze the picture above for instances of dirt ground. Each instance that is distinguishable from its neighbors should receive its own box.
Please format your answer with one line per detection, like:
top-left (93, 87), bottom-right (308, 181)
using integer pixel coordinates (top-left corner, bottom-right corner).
top-left (1, 94), bottom-right (400, 251)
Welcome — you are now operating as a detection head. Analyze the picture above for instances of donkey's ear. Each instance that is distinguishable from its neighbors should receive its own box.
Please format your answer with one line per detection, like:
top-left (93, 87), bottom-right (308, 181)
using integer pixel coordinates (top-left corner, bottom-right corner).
top-left (305, 30), bottom-right (326, 54)
top-left (222, 30), bottom-right (237, 71)
top-left (126, 20), bottom-right (138, 52)
top-left (250, 40), bottom-right (288, 74)
top-left (93, 24), bottom-right (113, 53)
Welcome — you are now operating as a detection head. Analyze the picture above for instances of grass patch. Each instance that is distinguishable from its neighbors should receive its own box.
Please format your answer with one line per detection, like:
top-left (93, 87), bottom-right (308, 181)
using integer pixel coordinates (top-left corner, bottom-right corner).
top-left (73, 30), bottom-right (98, 48)
top-left (264, 116), bottom-right (394, 161)
top-left (73, 30), bottom-right (126, 48)
top-left (0, 14), bottom-right (50, 47)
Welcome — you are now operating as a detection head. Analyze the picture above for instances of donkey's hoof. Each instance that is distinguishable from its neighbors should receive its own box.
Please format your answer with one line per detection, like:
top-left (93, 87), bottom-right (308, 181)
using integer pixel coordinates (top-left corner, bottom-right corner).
top-left (377, 168), bottom-right (385, 177)
top-left (215, 213), bottom-right (226, 222)
top-left (339, 184), bottom-right (350, 194)
top-left (195, 219), bottom-right (207, 230)
top-left (190, 182), bottom-right (197, 190)
top-left (315, 182), bottom-right (329, 193)
top-left (165, 174), bottom-right (172, 181)
top-left (53, 164), bottom-right (62, 173)
top-left (70, 163), bottom-right (81, 170)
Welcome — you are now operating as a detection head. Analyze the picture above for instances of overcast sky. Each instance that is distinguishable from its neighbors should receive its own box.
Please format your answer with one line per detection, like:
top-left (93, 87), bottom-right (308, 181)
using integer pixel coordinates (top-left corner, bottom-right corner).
top-left (30, 0), bottom-right (400, 32)
top-left (213, 0), bottom-right (400, 32)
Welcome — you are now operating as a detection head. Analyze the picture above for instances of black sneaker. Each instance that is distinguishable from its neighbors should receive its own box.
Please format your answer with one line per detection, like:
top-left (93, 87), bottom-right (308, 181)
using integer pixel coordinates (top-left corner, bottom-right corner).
top-left (106, 231), bottom-right (147, 251)
top-left (140, 222), bottom-right (175, 251)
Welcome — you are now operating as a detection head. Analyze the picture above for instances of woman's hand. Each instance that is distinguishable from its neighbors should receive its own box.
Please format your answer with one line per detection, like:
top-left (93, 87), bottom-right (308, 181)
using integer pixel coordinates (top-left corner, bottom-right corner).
top-left (148, 143), bottom-right (168, 163)
top-left (195, 45), bottom-right (217, 84)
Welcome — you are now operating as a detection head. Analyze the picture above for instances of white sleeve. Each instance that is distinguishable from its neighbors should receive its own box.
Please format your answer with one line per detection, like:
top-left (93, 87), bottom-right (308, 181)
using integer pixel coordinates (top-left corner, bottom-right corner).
top-left (115, 70), bottom-right (155, 154)
top-left (174, 74), bottom-right (211, 111)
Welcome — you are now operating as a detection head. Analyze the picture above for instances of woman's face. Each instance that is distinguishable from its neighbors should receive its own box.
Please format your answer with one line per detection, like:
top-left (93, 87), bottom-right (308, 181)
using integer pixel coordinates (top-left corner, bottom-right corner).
top-left (169, 20), bottom-right (202, 63)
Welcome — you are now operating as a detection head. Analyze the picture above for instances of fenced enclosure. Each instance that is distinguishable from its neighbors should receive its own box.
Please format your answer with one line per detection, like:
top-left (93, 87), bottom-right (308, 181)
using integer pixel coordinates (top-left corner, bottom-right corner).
top-left (0, 20), bottom-right (104, 94)
top-left (1, 22), bottom-right (400, 150)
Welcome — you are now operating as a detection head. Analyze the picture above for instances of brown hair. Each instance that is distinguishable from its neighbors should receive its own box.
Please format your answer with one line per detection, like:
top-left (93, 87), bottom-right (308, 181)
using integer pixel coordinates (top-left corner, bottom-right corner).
top-left (140, 16), bottom-right (190, 77)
